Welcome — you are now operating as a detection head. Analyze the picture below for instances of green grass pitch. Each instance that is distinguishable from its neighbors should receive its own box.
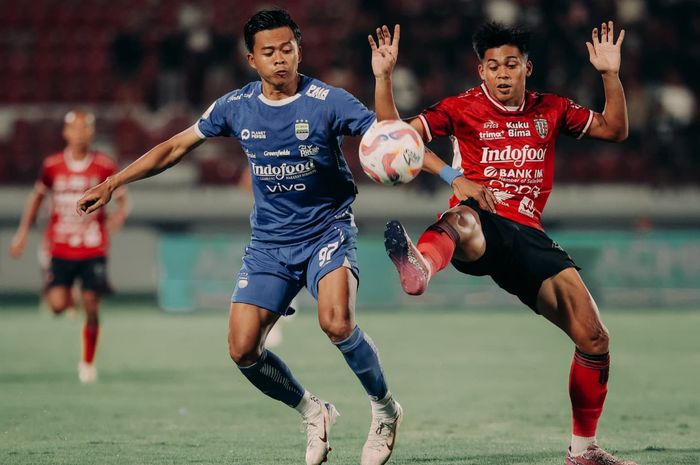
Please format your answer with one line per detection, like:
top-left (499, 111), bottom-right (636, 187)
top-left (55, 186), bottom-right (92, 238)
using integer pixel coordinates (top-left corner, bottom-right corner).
top-left (1, 306), bottom-right (698, 464)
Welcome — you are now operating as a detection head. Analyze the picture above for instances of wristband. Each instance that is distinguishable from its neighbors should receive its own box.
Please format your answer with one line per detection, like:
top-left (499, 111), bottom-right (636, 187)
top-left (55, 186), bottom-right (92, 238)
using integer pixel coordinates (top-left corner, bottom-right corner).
top-left (439, 166), bottom-right (462, 186)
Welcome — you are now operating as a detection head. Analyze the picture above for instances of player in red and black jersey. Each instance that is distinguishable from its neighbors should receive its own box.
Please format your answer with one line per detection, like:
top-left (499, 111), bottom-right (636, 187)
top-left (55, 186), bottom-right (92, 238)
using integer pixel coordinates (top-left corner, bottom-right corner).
top-left (10, 111), bottom-right (129, 383)
top-left (371, 21), bottom-right (634, 465)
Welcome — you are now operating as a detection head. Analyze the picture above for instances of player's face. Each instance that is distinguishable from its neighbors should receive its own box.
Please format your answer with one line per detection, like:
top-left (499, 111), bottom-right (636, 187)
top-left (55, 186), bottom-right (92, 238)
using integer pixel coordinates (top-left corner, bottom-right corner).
top-left (478, 45), bottom-right (532, 107)
top-left (247, 27), bottom-right (302, 93)
top-left (63, 114), bottom-right (95, 150)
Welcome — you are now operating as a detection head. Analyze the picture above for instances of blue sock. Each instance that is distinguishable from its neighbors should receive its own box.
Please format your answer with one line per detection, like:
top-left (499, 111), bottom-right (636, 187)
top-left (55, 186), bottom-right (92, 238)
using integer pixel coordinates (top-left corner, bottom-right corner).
top-left (335, 326), bottom-right (388, 400)
top-left (238, 349), bottom-right (304, 408)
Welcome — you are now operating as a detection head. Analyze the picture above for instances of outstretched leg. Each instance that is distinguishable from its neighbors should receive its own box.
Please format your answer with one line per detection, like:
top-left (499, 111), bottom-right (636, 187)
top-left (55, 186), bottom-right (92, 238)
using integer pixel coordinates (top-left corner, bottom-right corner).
top-left (384, 204), bottom-right (484, 295)
top-left (537, 268), bottom-right (636, 465)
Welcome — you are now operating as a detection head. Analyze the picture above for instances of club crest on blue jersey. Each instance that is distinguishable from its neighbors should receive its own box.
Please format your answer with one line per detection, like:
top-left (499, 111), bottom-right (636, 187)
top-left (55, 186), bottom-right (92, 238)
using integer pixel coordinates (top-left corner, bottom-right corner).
top-left (295, 120), bottom-right (310, 140)
top-left (534, 118), bottom-right (549, 139)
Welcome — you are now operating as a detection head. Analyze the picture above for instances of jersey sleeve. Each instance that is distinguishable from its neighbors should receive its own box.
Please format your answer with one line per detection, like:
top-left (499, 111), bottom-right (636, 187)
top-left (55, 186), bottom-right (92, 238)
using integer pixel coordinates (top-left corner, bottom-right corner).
top-left (330, 88), bottom-right (376, 136)
top-left (35, 159), bottom-right (52, 193)
top-left (560, 97), bottom-right (595, 140)
top-left (417, 99), bottom-right (453, 142)
top-left (195, 96), bottom-right (232, 139)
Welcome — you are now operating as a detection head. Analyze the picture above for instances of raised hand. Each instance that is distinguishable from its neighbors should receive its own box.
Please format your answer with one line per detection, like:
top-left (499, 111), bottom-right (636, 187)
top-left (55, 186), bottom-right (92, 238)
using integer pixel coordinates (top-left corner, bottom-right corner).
top-left (76, 179), bottom-right (113, 215)
top-left (452, 177), bottom-right (497, 213)
top-left (368, 24), bottom-right (400, 79)
top-left (586, 20), bottom-right (625, 74)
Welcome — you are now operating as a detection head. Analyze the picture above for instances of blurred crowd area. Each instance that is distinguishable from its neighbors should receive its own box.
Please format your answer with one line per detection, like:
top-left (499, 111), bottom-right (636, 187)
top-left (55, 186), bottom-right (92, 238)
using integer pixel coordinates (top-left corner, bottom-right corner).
top-left (0, 0), bottom-right (698, 189)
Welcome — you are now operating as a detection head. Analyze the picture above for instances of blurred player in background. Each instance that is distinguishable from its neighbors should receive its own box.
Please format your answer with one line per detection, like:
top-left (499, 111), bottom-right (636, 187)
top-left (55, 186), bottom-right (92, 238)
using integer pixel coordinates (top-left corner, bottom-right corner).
top-left (373, 21), bottom-right (635, 465)
top-left (10, 110), bottom-right (130, 384)
top-left (77, 9), bottom-right (402, 465)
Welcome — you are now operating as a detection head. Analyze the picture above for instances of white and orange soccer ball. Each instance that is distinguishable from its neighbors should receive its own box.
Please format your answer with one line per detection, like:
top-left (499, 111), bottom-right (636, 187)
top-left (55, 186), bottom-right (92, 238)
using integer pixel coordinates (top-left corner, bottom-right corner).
top-left (359, 120), bottom-right (424, 185)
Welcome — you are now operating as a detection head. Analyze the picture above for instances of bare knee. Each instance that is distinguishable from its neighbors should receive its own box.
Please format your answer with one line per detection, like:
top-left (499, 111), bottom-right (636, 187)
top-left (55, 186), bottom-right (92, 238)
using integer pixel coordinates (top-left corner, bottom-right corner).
top-left (46, 291), bottom-right (69, 314)
top-left (318, 306), bottom-right (354, 342)
top-left (572, 319), bottom-right (610, 355)
top-left (228, 335), bottom-right (263, 366)
top-left (441, 208), bottom-right (484, 261)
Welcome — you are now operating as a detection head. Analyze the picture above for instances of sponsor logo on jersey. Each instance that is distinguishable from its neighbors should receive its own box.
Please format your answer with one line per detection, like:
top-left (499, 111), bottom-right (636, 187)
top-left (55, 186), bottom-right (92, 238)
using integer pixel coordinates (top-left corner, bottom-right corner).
top-left (518, 196), bottom-right (536, 217)
top-left (263, 149), bottom-right (291, 157)
top-left (534, 118), bottom-right (549, 138)
top-left (227, 91), bottom-right (254, 102)
top-left (265, 183), bottom-right (307, 193)
top-left (243, 148), bottom-right (256, 159)
top-left (483, 120), bottom-right (499, 129)
top-left (506, 122), bottom-right (531, 137)
top-left (489, 179), bottom-right (542, 198)
top-left (484, 166), bottom-right (543, 180)
top-left (479, 130), bottom-right (505, 141)
top-left (241, 129), bottom-right (266, 140)
top-left (251, 159), bottom-right (316, 180)
top-left (295, 120), bottom-right (310, 140)
top-left (306, 84), bottom-right (330, 101)
top-left (299, 144), bottom-right (320, 157)
top-left (491, 189), bottom-right (515, 205)
top-left (480, 145), bottom-right (546, 167)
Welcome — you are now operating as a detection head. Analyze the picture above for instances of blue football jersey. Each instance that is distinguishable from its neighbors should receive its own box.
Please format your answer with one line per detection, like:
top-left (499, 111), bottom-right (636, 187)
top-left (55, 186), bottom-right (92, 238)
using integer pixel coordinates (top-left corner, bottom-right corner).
top-left (196, 75), bottom-right (375, 246)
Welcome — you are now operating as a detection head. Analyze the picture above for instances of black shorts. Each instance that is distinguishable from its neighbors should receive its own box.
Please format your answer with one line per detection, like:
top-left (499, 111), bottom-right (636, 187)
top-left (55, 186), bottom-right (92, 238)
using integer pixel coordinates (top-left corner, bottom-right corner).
top-left (46, 256), bottom-right (111, 294)
top-left (450, 199), bottom-right (579, 312)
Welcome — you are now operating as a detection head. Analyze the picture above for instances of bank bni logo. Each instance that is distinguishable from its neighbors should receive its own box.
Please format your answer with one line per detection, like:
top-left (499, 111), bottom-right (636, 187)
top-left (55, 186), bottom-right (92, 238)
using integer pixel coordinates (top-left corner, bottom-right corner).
top-left (295, 120), bottom-right (310, 140)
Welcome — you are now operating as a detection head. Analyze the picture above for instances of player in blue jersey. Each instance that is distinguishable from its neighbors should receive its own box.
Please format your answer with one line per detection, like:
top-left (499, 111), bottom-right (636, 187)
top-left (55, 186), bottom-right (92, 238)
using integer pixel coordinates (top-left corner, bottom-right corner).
top-left (77, 9), bottom-right (402, 465)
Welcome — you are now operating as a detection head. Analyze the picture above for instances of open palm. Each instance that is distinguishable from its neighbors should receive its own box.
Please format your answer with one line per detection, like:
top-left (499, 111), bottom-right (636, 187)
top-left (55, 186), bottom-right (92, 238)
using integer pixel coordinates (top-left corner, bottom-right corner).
top-left (368, 25), bottom-right (400, 78)
top-left (587, 20), bottom-right (625, 74)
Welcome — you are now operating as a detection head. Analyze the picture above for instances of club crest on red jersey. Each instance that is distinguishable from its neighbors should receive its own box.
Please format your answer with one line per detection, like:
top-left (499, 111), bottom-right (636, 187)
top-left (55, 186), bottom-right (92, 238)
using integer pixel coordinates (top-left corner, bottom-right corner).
top-left (534, 118), bottom-right (548, 139)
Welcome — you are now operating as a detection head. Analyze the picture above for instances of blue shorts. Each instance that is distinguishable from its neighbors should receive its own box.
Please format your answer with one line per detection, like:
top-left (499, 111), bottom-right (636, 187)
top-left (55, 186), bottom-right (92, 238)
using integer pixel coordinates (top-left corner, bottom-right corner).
top-left (232, 221), bottom-right (359, 315)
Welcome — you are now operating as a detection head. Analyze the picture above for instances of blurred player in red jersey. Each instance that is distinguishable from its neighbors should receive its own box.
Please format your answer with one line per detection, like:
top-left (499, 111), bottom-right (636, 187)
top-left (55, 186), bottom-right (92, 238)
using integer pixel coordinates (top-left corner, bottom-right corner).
top-left (10, 110), bottom-right (129, 384)
top-left (372, 21), bottom-right (635, 465)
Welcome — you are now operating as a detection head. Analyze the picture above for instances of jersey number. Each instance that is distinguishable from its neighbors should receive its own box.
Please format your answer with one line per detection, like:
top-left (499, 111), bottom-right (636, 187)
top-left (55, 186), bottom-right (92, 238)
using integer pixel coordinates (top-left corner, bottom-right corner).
top-left (319, 241), bottom-right (339, 267)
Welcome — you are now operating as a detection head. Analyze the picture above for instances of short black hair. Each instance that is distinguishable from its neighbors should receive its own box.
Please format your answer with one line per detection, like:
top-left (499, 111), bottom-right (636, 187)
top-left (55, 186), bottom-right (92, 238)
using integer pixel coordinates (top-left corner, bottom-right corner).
top-left (243, 9), bottom-right (302, 53)
top-left (472, 22), bottom-right (530, 61)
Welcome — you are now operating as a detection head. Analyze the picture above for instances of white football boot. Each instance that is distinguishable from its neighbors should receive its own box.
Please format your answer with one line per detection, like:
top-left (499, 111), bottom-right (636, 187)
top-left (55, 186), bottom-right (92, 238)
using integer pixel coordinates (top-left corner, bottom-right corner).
top-left (303, 399), bottom-right (339, 465)
top-left (78, 361), bottom-right (98, 384)
top-left (361, 401), bottom-right (403, 465)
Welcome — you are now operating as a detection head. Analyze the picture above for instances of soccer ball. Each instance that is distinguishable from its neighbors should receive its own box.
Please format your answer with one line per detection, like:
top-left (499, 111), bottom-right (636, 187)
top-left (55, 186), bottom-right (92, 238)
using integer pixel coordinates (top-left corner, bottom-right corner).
top-left (359, 120), bottom-right (424, 185)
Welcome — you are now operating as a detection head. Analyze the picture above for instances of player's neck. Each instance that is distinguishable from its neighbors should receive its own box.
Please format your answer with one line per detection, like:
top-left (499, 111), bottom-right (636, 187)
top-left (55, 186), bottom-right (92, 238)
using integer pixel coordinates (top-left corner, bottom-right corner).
top-left (66, 146), bottom-right (89, 160)
top-left (261, 74), bottom-right (300, 100)
top-left (499, 92), bottom-right (525, 108)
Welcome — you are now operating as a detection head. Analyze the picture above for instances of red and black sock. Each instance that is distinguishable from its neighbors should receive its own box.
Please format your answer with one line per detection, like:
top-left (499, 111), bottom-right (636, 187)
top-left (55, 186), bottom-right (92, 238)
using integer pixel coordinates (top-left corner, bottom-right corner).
top-left (417, 223), bottom-right (459, 277)
top-left (82, 323), bottom-right (100, 364)
top-left (569, 348), bottom-right (609, 438)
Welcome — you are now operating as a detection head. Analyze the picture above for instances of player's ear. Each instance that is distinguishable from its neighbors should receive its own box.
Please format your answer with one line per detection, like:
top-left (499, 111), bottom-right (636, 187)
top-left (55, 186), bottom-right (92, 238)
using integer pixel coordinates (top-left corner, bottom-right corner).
top-left (478, 62), bottom-right (485, 81)
top-left (247, 52), bottom-right (257, 71)
top-left (297, 45), bottom-right (302, 64)
top-left (526, 60), bottom-right (533, 77)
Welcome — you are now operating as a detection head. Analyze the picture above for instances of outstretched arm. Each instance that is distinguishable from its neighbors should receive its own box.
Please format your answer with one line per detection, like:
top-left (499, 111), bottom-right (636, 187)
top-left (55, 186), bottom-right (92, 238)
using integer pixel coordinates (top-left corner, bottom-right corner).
top-left (77, 126), bottom-right (204, 215)
top-left (585, 20), bottom-right (628, 142)
top-left (368, 25), bottom-right (400, 121)
top-left (9, 188), bottom-right (45, 258)
top-left (422, 147), bottom-right (497, 212)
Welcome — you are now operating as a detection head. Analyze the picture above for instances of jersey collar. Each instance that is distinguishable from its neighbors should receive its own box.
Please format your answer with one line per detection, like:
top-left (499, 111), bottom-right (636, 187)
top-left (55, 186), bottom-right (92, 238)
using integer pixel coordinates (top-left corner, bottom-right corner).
top-left (63, 149), bottom-right (93, 172)
top-left (480, 82), bottom-right (526, 112)
top-left (257, 76), bottom-right (306, 107)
